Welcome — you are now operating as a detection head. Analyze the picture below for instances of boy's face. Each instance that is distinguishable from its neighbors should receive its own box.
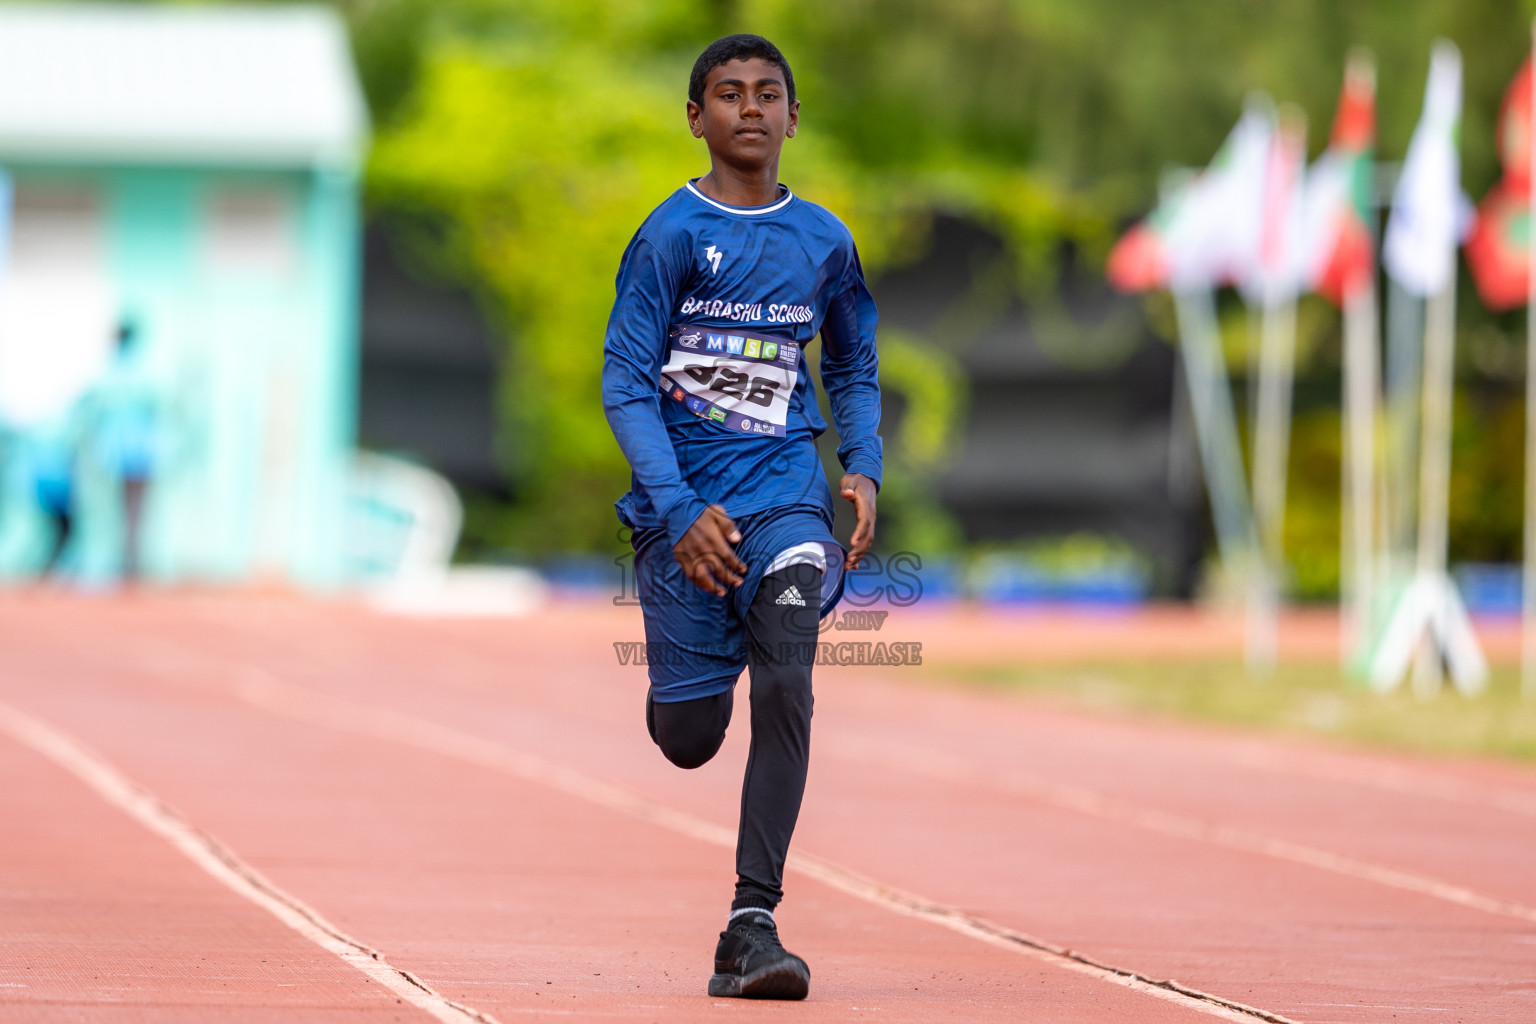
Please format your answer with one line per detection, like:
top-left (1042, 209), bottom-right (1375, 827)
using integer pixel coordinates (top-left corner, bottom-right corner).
top-left (687, 57), bottom-right (799, 171)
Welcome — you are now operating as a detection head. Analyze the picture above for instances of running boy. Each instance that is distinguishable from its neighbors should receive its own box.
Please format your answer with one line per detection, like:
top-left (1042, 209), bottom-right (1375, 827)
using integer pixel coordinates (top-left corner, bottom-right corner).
top-left (602, 34), bottom-right (882, 1001)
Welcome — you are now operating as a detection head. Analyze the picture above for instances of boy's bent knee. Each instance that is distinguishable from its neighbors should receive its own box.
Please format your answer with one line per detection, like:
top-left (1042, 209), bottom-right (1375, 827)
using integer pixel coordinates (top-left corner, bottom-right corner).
top-left (647, 688), bottom-right (733, 769)
top-left (656, 731), bottom-right (726, 769)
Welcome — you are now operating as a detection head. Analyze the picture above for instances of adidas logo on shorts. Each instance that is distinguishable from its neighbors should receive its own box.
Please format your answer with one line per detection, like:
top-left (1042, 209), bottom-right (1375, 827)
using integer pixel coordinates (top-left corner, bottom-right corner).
top-left (775, 585), bottom-right (806, 607)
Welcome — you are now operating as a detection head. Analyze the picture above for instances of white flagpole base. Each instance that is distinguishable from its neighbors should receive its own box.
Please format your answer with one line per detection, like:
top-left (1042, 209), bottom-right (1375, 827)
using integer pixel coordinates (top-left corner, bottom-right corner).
top-left (1368, 570), bottom-right (1488, 696)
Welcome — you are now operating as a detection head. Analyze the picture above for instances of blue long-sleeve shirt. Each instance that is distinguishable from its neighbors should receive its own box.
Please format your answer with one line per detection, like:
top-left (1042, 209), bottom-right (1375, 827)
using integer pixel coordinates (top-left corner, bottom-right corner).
top-left (603, 180), bottom-right (883, 545)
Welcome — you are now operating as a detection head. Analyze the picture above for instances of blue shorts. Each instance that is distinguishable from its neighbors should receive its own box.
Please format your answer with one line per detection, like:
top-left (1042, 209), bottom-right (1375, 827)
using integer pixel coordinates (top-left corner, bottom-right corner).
top-left (634, 505), bottom-right (845, 703)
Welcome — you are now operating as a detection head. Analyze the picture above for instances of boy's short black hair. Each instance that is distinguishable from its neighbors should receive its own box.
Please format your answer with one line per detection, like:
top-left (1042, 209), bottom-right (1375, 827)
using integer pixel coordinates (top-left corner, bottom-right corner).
top-left (689, 34), bottom-right (795, 107)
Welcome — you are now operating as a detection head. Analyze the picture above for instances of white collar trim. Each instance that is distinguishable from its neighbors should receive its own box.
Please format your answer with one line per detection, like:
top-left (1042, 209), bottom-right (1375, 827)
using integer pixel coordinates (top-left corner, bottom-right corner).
top-left (686, 180), bottom-right (794, 216)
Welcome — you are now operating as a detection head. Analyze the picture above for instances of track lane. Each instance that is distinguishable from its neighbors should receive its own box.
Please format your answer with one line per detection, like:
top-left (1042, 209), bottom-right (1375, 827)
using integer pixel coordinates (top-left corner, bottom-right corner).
top-left (147, 596), bottom-right (1536, 911)
top-left (0, 708), bottom-right (438, 1024)
top-left (4, 594), bottom-right (1535, 1022)
top-left (164, 597), bottom-right (1536, 1022)
top-left (0, 608), bottom-right (1219, 1022)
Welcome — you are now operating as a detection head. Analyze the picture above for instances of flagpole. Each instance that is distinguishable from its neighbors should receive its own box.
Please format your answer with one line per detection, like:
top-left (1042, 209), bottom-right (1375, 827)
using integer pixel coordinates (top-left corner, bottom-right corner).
top-left (1414, 273), bottom-right (1455, 679)
top-left (1384, 277), bottom-right (1422, 564)
top-left (1173, 287), bottom-right (1262, 652)
top-left (1370, 39), bottom-right (1487, 696)
top-left (1406, 267), bottom-right (1490, 696)
top-left (1247, 302), bottom-right (1263, 445)
top-left (1332, 54), bottom-right (1380, 669)
top-left (1251, 291), bottom-right (1296, 674)
top-left (1248, 106), bottom-right (1306, 675)
top-left (1524, 16), bottom-right (1536, 700)
top-left (1342, 277), bottom-right (1380, 666)
top-left (1246, 292), bottom-right (1268, 670)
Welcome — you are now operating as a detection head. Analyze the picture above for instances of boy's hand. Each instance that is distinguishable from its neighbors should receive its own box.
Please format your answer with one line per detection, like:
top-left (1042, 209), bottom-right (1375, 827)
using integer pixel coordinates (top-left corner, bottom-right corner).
top-left (840, 473), bottom-right (877, 570)
top-left (674, 504), bottom-right (746, 597)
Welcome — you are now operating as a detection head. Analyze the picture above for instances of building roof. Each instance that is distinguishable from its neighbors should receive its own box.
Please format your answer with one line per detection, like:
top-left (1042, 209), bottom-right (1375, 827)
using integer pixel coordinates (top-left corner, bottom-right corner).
top-left (0, 3), bottom-right (368, 168)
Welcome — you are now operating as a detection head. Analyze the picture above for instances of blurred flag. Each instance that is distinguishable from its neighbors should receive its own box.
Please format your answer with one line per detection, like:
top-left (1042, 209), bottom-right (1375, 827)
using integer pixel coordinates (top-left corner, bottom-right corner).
top-left (1465, 59), bottom-right (1532, 310)
top-left (1296, 55), bottom-right (1376, 307)
top-left (1383, 41), bottom-right (1472, 298)
top-left (1108, 100), bottom-right (1274, 293)
top-left (1247, 105), bottom-right (1309, 305)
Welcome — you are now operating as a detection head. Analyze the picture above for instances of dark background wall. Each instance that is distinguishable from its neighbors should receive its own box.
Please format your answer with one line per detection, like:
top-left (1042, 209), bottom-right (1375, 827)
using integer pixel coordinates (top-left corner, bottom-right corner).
top-left (356, 227), bottom-right (503, 492)
top-left (871, 217), bottom-right (1208, 597)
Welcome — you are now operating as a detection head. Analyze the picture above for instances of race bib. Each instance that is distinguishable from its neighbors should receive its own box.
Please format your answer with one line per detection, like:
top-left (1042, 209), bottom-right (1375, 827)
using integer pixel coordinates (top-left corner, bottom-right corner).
top-left (660, 324), bottom-right (800, 438)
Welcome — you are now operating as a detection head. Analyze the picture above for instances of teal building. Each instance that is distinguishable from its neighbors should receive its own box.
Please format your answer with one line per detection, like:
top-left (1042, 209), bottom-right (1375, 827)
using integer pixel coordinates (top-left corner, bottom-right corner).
top-left (0, 4), bottom-right (369, 587)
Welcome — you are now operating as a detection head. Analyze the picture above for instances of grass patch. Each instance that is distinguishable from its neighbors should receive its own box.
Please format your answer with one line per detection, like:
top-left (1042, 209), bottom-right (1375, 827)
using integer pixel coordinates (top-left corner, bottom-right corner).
top-left (939, 659), bottom-right (1536, 763)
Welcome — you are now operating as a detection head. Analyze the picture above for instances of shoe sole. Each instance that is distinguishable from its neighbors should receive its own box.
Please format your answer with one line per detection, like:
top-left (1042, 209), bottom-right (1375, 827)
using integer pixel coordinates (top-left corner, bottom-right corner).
top-left (707, 961), bottom-right (810, 1000)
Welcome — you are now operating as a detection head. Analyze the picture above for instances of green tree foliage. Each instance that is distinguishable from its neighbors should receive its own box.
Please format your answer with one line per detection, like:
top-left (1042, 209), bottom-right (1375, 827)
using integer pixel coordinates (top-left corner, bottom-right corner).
top-left (360, 0), bottom-right (950, 550)
top-left (347, 0), bottom-right (1536, 578)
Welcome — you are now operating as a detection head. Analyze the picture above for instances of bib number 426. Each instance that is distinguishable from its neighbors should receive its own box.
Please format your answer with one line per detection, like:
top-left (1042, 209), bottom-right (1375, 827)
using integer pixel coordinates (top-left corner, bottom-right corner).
top-left (683, 364), bottom-right (781, 408)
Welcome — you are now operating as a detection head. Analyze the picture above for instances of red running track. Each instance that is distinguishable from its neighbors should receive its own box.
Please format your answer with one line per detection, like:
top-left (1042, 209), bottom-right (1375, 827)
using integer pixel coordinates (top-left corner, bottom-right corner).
top-left (1, 592), bottom-right (1533, 1023)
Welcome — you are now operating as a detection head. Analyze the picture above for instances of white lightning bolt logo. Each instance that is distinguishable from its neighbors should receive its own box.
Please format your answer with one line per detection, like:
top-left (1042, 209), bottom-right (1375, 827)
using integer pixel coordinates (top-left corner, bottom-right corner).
top-left (704, 245), bottom-right (723, 275)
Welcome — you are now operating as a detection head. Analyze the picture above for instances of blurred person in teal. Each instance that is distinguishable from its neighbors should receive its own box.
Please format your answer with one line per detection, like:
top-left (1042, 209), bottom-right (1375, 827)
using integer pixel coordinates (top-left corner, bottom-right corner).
top-left (0, 316), bottom-right (163, 585)
top-left (12, 411), bottom-right (80, 576)
top-left (85, 318), bottom-right (158, 581)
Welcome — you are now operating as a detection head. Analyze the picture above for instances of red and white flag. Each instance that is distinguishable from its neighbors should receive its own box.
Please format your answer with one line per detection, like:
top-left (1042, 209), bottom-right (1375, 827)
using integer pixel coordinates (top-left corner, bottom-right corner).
top-left (1109, 101), bottom-right (1274, 294)
top-left (1247, 106), bottom-right (1309, 305)
top-left (1465, 58), bottom-right (1533, 310)
top-left (1295, 55), bottom-right (1376, 307)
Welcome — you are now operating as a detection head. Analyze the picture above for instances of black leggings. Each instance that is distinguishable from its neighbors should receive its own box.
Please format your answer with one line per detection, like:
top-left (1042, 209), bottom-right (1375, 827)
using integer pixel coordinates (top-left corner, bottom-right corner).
top-left (646, 564), bottom-right (822, 911)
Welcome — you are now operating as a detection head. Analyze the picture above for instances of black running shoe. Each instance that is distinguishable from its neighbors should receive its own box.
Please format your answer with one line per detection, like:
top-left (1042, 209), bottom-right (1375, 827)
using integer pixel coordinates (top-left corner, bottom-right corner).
top-left (707, 912), bottom-right (810, 999)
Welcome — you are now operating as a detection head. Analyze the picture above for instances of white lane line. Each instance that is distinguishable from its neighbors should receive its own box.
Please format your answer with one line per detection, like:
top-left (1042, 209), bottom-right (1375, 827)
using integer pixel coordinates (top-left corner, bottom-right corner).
top-left (1210, 740), bottom-right (1536, 820)
top-left (0, 700), bottom-right (500, 1024)
top-left (221, 667), bottom-right (1295, 1024)
top-left (868, 663), bottom-right (1536, 820)
top-left (822, 733), bottom-right (1536, 927)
